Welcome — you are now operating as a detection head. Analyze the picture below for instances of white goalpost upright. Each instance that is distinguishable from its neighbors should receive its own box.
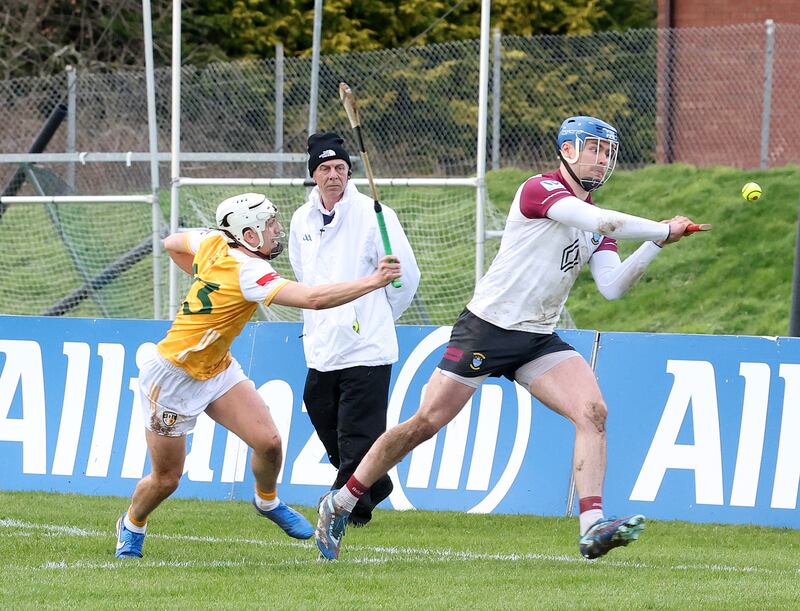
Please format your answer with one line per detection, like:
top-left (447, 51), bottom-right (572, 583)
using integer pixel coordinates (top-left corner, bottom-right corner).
top-left (169, 0), bottom-right (183, 315)
top-left (142, 0), bottom-right (162, 318)
top-left (475, 0), bottom-right (492, 284)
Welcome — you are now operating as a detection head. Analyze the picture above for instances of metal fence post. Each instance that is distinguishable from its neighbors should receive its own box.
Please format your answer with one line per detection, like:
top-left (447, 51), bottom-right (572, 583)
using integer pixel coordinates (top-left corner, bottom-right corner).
top-left (790, 200), bottom-right (800, 337)
top-left (308, 0), bottom-right (323, 140)
top-left (491, 27), bottom-right (501, 171)
top-left (760, 19), bottom-right (775, 170)
top-left (66, 66), bottom-right (77, 190)
top-left (661, 26), bottom-right (676, 164)
top-left (275, 43), bottom-right (285, 178)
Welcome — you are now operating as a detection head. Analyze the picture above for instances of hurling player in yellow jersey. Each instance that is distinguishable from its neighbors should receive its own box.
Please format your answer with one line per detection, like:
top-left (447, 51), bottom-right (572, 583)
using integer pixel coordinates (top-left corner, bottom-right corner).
top-left (115, 192), bottom-right (401, 558)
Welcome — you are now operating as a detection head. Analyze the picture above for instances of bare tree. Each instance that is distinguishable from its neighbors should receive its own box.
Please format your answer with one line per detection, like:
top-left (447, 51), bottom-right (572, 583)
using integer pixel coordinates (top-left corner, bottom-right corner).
top-left (0, 0), bottom-right (171, 79)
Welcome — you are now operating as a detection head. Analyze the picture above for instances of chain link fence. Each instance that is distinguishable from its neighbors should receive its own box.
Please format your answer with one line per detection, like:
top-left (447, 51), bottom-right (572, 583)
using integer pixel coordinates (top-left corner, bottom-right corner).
top-left (1, 22), bottom-right (798, 320)
top-left (276, 22), bottom-right (798, 173)
top-left (3, 22), bottom-right (799, 188)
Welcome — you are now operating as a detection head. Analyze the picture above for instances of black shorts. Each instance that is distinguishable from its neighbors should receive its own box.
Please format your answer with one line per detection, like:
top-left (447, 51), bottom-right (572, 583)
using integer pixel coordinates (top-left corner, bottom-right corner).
top-left (437, 309), bottom-right (575, 381)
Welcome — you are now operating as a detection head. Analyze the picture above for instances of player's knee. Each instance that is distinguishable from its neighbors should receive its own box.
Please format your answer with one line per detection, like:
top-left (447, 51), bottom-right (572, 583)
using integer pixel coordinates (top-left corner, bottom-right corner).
top-left (583, 399), bottom-right (607, 434)
top-left (252, 432), bottom-right (282, 461)
top-left (153, 470), bottom-right (182, 496)
top-left (390, 413), bottom-right (441, 455)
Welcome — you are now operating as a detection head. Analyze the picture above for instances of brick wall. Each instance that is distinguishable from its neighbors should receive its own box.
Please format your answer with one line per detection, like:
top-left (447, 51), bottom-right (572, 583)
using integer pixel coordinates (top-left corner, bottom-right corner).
top-left (658, 0), bottom-right (800, 28)
top-left (656, 2), bottom-right (800, 167)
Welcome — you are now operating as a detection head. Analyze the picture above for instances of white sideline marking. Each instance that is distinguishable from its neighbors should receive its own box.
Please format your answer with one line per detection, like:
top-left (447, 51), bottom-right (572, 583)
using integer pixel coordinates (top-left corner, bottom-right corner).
top-left (1, 519), bottom-right (96, 537)
top-left (38, 559), bottom-right (321, 570)
top-left (0, 519), bottom-right (796, 576)
top-left (0, 519), bottom-right (308, 550)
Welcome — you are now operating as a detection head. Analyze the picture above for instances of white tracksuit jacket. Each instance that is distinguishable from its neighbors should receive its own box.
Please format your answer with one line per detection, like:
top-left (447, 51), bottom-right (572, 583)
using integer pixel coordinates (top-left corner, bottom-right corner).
top-left (288, 181), bottom-right (420, 372)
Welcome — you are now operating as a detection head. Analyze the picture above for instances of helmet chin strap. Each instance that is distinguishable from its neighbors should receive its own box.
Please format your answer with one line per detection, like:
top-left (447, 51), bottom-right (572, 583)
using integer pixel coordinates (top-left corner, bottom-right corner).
top-left (221, 230), bottom-right (284, 260)
top-left (557, 149), bottom-right (602, 193)
top-left (265, 243), bottom-right (284, 260)
top-left (242, 242), bottom-right (283, 261)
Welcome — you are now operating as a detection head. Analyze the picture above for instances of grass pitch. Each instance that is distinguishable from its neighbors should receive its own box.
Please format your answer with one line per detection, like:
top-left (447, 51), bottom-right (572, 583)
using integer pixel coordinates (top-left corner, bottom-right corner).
top-left (2, 491), bottom-right (799, 609)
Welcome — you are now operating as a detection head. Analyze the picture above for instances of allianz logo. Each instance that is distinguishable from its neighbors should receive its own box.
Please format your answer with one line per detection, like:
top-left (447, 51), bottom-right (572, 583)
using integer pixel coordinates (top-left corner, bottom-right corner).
top-left (0, 333), bottom-right (532, 515)
top-left (2, 336), bottom-right (800, 512)
top-left (0, 331), bottom-right (531, 515)
top-left (384, 327), bottom-right (531, 514)
top-left (630, 360), bottom-right (800, 510)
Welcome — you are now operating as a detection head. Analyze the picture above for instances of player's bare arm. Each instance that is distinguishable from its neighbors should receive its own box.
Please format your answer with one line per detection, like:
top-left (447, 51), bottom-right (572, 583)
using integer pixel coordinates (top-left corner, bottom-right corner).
top-left (162, 233), bottom-right (195, 275)
top-left (271, 256), bottom-right (401, 310)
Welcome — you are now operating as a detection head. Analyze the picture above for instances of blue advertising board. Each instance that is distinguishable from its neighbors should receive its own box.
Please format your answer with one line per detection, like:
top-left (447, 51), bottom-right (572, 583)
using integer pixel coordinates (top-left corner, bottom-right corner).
top-left (596, 332), bottom-right (800, 528)
top-left (2, 315), bottom-right (798, 528)
top-left (0, 315), bottom-right (592, 518)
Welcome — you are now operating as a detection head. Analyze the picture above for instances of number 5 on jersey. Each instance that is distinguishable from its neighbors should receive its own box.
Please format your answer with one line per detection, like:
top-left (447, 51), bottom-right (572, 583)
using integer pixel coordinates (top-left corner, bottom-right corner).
top-left (182, 265), bottom-right (221, 315)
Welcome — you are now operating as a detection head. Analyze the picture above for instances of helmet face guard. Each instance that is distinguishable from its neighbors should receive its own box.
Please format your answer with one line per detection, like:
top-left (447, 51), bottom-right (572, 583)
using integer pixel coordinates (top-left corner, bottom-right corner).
top-left (215, 193), bottom-right (285, 259)
top-left (557, 116), bottom-right (619, 192)
top-left (264, 235), bottom-right (285, 260)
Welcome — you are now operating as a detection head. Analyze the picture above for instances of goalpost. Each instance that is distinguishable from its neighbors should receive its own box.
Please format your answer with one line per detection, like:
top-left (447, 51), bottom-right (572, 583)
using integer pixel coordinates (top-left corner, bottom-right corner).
top-left (166, 0), bottom-right (495, 321)
top-left (1, 0), bottom-right (492, 322)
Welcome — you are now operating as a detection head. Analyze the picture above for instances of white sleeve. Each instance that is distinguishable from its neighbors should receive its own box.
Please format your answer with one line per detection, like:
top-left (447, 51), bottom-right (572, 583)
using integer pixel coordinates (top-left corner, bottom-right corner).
top-left (379, 206), bottom-right (421, 320)
top-left (288, 210), bottom-right (303, 283)
top-left (547, 196), bottom-right (670, 242)
top-left (239, 259), bottom-right (290, 305)
top-left (186, 229), bottom-right (212, 253)
top-left (589, 241), bottom-right (662, 300)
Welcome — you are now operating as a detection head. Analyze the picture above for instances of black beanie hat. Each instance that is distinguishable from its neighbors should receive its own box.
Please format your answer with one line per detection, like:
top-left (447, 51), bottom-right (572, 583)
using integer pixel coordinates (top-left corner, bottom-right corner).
top-left (307, 132), bottom-right (351, 176)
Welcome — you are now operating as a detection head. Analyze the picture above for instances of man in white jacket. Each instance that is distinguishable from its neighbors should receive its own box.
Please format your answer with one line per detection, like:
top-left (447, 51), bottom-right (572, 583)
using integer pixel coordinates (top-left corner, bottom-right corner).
top-left (289, 132), bottom-right (420, 527)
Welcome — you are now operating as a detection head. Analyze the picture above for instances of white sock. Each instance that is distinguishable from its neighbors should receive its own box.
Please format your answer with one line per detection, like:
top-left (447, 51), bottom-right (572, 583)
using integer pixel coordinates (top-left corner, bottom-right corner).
top-left (254, 493), bottom-right (280, 512)
top-left (580, 509), bottom-right (604, 536)
top-left (123, 513), bottom-right (146, 534)
top-left (333, 488), bottom-right (359, 513)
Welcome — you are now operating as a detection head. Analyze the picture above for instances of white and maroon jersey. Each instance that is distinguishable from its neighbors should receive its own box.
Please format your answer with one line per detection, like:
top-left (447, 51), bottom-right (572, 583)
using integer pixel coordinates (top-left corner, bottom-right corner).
top-left (467, 170), bottom-right (617, 333)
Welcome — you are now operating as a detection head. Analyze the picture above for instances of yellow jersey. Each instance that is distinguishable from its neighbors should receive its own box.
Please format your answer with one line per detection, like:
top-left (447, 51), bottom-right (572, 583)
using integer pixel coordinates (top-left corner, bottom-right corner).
top-left (157, 231), bottom-right (289, 380)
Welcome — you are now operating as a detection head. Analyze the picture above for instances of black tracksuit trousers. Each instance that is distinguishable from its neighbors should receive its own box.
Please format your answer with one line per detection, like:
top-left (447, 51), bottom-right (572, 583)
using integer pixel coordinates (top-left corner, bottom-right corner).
top-left (303, 364), bottom-right (394, 525)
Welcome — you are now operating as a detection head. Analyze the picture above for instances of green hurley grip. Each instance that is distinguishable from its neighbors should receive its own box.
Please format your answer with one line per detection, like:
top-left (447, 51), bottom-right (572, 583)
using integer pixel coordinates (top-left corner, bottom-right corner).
top-left (375, 206), bottom-right (402, 288)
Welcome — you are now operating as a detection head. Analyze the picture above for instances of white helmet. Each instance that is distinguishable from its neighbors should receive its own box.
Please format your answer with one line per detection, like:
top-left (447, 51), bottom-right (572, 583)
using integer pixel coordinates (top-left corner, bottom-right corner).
top-left (215, 192), bottom-right (284, 258)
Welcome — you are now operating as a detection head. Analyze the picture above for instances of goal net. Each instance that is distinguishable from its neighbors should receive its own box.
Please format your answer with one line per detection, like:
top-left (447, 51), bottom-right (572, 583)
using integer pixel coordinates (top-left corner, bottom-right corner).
top-left (0, 166), bottom-right (163, 319)
top-left (0, 169), bottom-right (577, 329)
top-left (177, 178), bottom-right (504, 326)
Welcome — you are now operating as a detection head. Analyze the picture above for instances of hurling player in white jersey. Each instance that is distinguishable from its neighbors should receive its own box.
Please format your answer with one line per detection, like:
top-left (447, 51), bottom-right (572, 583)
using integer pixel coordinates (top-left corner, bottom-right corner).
top-left (315, 116), bottom-right (696, 562)
top-left (114, 192), bottom-right (401, 559)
